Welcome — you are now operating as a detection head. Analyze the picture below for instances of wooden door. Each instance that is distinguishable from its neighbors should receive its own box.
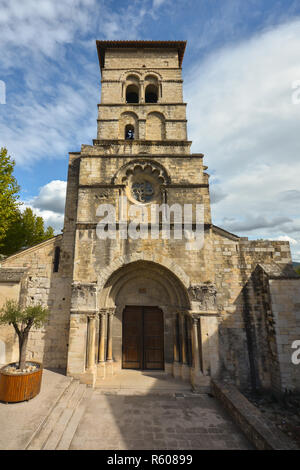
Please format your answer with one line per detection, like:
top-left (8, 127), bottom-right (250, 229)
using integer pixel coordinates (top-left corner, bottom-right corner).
top-left (122, 306), bottom-right (164, 370)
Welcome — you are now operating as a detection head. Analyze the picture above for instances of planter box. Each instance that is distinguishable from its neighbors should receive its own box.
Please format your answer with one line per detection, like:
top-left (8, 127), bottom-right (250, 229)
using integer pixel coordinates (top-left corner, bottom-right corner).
top-left (0, 362), bottom-right (43, 403)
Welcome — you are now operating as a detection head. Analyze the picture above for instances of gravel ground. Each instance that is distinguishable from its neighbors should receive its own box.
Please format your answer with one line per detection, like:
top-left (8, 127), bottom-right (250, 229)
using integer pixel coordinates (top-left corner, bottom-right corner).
top-left (244, 390), bottom-right (300, 448)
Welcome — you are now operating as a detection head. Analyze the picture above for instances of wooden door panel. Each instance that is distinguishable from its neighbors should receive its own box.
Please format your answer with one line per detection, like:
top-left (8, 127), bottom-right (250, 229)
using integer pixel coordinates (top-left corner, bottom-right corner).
top-left (122, 306), bottom-right (142, 369)
top-left (144, 336), bottom-right (162, 348)
top-left (122, 306), bottom-right (164, 370)
top-left (143, 307), bottom-right (164, 370)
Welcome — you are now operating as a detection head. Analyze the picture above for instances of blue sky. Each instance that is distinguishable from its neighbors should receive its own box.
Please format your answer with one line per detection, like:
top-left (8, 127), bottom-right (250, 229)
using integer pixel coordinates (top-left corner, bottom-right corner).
top-left (1, 0), bottom-right (300, 258)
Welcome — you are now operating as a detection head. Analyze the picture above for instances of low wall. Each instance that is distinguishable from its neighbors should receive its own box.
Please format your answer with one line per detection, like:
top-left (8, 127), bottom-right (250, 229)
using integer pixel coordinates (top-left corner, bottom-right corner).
top-left (211, 379), bottom-right (297, 450)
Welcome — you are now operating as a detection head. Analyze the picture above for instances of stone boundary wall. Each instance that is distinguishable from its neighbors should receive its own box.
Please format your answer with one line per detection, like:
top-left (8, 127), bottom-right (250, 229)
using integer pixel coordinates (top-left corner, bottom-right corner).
top-left (211, 379), bottom-right (297, 450)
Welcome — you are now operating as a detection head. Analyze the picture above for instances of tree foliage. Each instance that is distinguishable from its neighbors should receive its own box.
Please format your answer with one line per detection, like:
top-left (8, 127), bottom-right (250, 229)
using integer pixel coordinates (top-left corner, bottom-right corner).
top-left (0, 147), bottom-right (55, 256)
top-left (1, 207), bottom-right (55, 256)
top-left (0, 147), bottom-right (20, 246)
top-left (0, 299), bottom-right (49, 370)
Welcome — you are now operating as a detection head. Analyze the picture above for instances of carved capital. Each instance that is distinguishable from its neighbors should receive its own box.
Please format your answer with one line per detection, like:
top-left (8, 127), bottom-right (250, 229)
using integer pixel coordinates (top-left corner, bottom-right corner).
top-left (98, 307), bottom-right (115, 317)
top-left (98, 309), bottom-right (107, 318)
top-left (107, 307), bottom-right (116, 316)
top-left (87, 313), bottom-right (97, 320)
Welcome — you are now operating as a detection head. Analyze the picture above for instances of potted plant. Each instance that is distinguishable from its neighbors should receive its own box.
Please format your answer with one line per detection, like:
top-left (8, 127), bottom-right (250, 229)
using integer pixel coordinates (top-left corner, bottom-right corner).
top-left (0, 299), bottom-right (49, 403)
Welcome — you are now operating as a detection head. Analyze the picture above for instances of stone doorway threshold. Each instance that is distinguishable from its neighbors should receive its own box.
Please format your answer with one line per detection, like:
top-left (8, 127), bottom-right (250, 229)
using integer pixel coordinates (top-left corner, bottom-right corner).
top-left (95, 369), bottom-right (210, 395)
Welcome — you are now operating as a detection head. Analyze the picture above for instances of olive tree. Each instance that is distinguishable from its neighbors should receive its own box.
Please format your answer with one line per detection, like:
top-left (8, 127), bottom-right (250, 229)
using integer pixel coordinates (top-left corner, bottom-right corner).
top-left (0, 300), bottom-right (49, 370)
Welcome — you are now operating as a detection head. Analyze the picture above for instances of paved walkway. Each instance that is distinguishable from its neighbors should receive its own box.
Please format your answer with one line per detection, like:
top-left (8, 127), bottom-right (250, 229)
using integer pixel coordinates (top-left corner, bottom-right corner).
top-left (70, 391), bottom-right (252, 450)
top-left (0, 369), bottom-right (252, 450)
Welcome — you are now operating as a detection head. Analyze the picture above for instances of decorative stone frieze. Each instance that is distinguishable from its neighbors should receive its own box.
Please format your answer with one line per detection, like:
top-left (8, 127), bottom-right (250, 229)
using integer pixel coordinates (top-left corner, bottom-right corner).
top-left (71, 283), bottom-right (98, 312)
top-left (188, 284), bottom-right (217, 311)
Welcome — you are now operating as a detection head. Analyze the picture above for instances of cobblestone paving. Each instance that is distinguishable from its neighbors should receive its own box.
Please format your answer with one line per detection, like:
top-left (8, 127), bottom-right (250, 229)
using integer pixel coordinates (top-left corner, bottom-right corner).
top-left (69, 391), bottom-right (252, 450)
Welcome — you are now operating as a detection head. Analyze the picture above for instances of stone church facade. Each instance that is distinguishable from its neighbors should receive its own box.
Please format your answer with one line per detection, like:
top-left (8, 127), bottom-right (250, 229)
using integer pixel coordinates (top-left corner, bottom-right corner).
top-left (0, 41), bottom-right (299, 394)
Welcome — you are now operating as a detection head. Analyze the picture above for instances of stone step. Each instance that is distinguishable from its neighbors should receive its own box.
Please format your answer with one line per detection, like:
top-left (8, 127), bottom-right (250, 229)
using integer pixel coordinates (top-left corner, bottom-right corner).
top-left (43, 384), bottom-right (88, 450)
top-left (26, 379), bottom-right (80, 450)
top-left (26, 380), bottom-right (88, 450)
top-left (56, 388), bottom-right (93, 450)
top-left (94, 388), bottom-right (210, 396)
top-left (94, 373), bottom-right (211, 395)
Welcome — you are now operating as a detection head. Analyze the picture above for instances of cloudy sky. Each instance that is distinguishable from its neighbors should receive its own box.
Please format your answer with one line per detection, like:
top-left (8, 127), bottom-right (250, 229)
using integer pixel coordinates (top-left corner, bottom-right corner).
top-left (1, 0), bottom-right (300, 259)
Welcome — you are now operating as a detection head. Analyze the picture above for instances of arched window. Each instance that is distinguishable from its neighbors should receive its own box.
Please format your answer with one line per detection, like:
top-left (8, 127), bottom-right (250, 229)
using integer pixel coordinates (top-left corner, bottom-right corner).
top-left (119, 111), bottom-right (139, 139)
top-left (126, 84), bottom-right (139, 103)
top-left (125, 124), bottom-right (135, 140)
top-left (145, 84), bottom-right (158, 103)
top-left (53, 246), bottom-right (60, 273)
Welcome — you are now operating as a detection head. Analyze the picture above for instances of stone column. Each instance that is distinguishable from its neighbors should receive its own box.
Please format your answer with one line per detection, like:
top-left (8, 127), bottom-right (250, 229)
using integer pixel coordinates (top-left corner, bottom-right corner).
top-left (191, 316), bottom-right (203, 387)
top-left (180, 312), bottom-right (189, 380)
top-left (106, 309), bottom-right (115, 376)
top-left (87, 314), bottom-right (96, 370)
top-left (180, 313), bottom-right (187, 364)
top-left (140, 81), bottom-right (145, 103)
top-left (106, 311), bottom-right (114, 361)
top-left (192, 317), bottom-right (200, 372)
top-left (98, 310), bottom-right (107, 379)
top-left (173, 314), bottom-right (180, 378)
top-left (98, 310), bottom-right (106, 363)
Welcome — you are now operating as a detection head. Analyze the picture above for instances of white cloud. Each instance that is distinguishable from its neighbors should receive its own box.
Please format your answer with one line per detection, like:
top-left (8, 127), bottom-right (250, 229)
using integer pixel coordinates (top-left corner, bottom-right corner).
top-left (0, 0), bottom-right (158, 62)
top-left (185, 19), bottom-right (300, 259)
top-left (153, 0), bottom-right (168, 8)
top-left (29, 207), bottom-right (64, 234)
top-left (20, 180), bottom-right (67, 233)
top-left (223, 215), bottom-right (292, 232)
top-left (31, 180), bottom-right (67, 214)
top-left (0, 0), bottom-right (97, 63)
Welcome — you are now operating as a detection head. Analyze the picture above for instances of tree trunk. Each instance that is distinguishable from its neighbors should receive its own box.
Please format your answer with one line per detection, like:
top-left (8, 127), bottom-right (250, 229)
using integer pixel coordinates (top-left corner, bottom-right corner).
top-left (18, 334), bottom-right (28, 370)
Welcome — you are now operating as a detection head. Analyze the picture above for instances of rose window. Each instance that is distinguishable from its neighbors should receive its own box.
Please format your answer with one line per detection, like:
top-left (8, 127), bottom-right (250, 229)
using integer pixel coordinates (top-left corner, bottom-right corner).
top-left (131, 180), bottom-right (154, 203)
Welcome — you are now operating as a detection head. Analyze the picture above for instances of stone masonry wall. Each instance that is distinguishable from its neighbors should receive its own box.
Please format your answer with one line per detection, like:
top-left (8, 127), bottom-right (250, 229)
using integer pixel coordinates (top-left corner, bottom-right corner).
top-left (210, 229), bottom-right (297, 391)
top-left (269, 278), bottom-right (300, 392)
top-left (0, 237), bottom-right (71, 368)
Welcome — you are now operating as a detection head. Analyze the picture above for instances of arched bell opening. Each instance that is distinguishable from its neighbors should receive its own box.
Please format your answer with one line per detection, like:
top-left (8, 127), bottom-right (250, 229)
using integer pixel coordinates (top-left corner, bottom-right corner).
top-left (126, 84), bottom-right (139, 103)
top-left (145, 84), bottom-right (158, 103)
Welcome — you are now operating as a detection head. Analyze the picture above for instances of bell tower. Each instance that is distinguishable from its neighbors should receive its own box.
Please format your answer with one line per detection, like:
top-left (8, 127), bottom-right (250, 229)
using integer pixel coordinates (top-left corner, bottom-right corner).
top-left (95, 40), bottom-right (191, 155)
